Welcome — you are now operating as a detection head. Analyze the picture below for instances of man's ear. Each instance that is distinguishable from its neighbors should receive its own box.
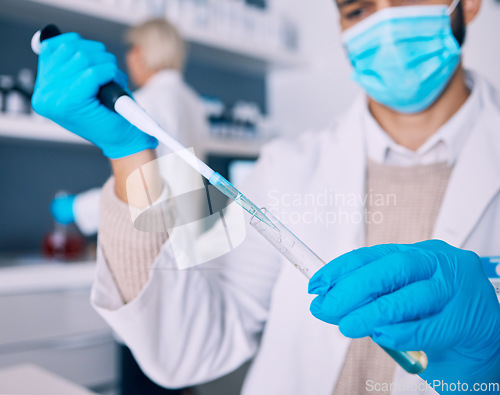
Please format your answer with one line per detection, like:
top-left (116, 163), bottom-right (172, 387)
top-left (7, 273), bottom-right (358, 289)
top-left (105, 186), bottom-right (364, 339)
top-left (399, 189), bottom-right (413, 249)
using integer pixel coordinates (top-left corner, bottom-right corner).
top-left (462, 0), bottom-right (481, 24)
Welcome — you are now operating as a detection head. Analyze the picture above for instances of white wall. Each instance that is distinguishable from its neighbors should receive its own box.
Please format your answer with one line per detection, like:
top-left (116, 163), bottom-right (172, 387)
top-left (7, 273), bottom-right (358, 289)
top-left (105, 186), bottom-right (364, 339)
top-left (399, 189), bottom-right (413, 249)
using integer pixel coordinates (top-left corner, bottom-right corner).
top-left (463, 0), bottom-right (500, 87)
top-left (269, 0), bottom-right (359, 136)
top-left (269, 0), bottom-right (500, 137)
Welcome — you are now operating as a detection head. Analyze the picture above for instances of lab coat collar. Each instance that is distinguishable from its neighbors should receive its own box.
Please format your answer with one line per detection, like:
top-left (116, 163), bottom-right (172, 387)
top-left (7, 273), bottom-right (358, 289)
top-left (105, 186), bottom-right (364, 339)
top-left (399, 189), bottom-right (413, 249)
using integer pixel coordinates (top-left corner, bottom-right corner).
top-left (363, 70), bottom-right (480, 167)
top-left (321, 96), bottom-right (368, 255)
top-left (433, 72), bottom-right (500, 247)
top-left (329, 72), bottom-right (500, 249)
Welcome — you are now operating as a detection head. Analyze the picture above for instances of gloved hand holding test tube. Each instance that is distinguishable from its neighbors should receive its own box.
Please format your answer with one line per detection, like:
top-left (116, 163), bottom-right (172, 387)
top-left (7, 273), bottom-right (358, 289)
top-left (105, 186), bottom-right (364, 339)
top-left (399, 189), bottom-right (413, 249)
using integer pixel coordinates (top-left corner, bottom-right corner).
top-left (250, 209), bottom-right (428, 374)
top-left (32, 25), bottom-right (427, 375)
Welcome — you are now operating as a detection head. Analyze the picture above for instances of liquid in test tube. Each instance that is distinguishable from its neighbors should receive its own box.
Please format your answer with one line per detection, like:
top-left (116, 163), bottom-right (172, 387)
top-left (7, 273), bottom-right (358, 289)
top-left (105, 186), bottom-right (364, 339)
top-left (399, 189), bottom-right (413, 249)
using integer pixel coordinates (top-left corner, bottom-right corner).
top-left (250, 207), bottom-right (324, 279)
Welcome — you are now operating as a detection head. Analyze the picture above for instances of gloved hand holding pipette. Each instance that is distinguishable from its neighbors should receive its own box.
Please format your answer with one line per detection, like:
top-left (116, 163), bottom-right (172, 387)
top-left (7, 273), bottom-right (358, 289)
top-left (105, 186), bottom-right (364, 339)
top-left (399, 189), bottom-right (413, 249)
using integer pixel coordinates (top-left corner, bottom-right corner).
top-left (309, 240), bottom-right (500, 393)
top-left (32, 26), bottom-right (273, 225)
top-left (32, 33), bottom-right (158, 159)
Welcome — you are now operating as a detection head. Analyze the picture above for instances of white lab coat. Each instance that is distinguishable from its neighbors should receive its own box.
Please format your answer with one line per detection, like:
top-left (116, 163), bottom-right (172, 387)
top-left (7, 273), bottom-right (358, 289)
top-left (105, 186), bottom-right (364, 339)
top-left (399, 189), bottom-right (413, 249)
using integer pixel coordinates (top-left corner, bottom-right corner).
top-left (133, 69), bottom-right (207, 154)
top-left (91, 72), bottom-right (500, 395)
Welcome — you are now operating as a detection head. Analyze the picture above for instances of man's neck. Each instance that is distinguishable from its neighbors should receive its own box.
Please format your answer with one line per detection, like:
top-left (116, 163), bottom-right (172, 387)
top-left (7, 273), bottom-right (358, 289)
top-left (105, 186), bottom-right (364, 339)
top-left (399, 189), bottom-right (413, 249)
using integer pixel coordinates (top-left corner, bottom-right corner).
top-left (368, 66), bottom-right (471, 151)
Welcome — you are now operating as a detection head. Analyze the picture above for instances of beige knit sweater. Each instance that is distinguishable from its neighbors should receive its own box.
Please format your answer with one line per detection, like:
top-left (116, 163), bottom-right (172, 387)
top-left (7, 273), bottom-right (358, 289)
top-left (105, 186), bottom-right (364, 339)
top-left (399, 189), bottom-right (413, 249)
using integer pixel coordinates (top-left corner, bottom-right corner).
top-left (332, 160), bottom-right (452, 395)
top-left (99, 178), bottom-right (171, 303)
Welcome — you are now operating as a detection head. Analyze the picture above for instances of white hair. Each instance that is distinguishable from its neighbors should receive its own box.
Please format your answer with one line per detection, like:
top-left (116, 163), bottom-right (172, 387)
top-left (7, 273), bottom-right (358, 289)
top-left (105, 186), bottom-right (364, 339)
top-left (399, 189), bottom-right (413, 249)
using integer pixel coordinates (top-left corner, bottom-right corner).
top-left (126, 18), bottom-right (186, 72)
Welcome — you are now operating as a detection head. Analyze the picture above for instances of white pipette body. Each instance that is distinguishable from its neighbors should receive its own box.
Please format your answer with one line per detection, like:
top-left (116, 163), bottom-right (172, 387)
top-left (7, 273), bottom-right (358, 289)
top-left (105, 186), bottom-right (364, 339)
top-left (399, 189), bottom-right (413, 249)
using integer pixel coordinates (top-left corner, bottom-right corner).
top-left (114, 96), bottom-right (275, 227)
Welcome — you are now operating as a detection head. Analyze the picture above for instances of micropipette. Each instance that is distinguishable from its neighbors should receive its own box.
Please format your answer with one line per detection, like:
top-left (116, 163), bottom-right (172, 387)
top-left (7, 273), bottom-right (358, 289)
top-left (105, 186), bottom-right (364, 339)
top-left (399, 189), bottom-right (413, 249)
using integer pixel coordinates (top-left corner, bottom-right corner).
top-left (33, 25), bottom-right (427, 374)
top-left (31, 24), bottom-right (273, 228)
top-left (250, 208), bottom-right (429, 375)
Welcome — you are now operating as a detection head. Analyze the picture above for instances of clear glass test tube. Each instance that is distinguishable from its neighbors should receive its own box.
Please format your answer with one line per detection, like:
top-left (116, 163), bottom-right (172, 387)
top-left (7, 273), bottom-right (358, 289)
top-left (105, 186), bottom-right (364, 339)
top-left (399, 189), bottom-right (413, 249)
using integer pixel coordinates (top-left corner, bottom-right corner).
top-left (250, 208), bottom-right (428, 375)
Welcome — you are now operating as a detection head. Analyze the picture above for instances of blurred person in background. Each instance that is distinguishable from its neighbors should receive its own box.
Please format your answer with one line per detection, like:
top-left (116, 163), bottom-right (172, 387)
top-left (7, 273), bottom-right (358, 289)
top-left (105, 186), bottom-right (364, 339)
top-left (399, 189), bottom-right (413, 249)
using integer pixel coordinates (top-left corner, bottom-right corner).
top-left (125, 18), bottom-right (206, 154)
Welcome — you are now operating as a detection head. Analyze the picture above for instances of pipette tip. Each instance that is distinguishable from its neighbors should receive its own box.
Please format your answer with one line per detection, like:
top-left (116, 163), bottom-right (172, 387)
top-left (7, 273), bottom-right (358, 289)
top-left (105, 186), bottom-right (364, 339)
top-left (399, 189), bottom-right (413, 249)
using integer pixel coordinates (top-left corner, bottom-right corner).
top-left (250, 206), bottom-right (276, 228)
top-left (208, 172), bottom-right (276, 228)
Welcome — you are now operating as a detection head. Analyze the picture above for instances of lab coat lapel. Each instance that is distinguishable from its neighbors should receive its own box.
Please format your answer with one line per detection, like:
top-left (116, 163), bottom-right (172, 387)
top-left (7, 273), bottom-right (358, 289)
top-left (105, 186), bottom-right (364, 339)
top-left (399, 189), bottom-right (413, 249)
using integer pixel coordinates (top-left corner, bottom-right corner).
top-left (318, 97), bottom-right (368, 259)
top-left (433, 98), bottom-right (500, 247)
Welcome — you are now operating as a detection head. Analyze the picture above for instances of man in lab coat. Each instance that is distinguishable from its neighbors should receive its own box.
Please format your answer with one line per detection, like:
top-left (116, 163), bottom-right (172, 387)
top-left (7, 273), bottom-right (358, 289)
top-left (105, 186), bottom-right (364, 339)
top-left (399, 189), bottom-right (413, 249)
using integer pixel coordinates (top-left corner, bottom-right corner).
top-left (32, 0), bottom-right (500, 393)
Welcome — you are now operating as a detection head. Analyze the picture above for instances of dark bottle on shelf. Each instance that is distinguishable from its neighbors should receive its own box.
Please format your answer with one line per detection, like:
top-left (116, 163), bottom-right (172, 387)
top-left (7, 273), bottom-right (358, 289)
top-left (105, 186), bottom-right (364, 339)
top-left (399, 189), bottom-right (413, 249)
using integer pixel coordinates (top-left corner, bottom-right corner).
top-left (42, 221), bottom-right (86, 261)
top-left (42, 191), bottom-right (86, 261)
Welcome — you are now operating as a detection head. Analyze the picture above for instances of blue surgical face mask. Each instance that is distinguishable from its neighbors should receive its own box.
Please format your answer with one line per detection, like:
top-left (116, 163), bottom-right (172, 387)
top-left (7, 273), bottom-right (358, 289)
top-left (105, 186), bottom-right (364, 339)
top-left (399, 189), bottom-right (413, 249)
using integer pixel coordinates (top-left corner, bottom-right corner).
top-left (342, 0), bottom-right (462, 114)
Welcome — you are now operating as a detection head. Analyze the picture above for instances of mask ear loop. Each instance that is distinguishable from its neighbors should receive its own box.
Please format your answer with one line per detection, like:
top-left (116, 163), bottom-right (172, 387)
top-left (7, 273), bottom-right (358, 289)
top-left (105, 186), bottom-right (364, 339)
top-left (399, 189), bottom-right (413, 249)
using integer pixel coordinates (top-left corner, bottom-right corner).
top-left (446, 0), bottom-right (460, 16)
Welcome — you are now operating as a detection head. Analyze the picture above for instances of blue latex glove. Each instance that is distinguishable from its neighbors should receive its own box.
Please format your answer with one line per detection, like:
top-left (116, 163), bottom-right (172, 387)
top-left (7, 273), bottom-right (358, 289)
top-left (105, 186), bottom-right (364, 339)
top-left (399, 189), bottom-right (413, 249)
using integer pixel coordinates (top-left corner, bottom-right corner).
top-left (309, 241), bottom-right (500, 393)
top-left (50, 194), bottom-right (76, 225)
top-left (32, 33), bottom-right (158, 159)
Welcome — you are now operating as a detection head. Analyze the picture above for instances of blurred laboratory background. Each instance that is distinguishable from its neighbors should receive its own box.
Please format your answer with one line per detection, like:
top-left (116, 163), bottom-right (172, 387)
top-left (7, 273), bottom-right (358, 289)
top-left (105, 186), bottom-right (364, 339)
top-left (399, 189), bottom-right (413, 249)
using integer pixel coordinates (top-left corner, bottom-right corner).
top-left (0, 0), bottom-right (499, 394)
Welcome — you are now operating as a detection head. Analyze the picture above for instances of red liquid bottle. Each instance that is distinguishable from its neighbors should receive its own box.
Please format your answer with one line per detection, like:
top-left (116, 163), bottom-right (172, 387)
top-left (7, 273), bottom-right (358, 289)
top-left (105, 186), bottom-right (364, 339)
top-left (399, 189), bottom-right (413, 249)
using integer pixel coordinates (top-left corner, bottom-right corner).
top-left (42, 221), bottom-right (86, 261)
top-left (43, 190), bottom-right (86, 261)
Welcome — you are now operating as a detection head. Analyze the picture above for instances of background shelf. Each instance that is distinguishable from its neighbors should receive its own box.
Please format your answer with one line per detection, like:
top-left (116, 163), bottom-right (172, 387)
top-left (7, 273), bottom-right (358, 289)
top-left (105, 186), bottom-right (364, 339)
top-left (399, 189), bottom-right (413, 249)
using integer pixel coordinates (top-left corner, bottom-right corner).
top-left (0, 115), bottom-right (88, 145)
top-left (2, 0), bottom-right (305, 74)
top-left (0, 114), bottom-right (267, 156)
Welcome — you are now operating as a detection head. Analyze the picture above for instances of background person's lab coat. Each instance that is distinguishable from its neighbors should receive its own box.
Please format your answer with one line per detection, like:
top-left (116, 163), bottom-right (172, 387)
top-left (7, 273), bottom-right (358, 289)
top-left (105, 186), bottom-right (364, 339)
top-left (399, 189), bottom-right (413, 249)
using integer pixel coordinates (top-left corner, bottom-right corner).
top-left (72, 69), bottom-right (207, 234)
top-left (91, 73), bottom-right (500, 395)
top-left (133, 69), bottom-right (207, 154)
